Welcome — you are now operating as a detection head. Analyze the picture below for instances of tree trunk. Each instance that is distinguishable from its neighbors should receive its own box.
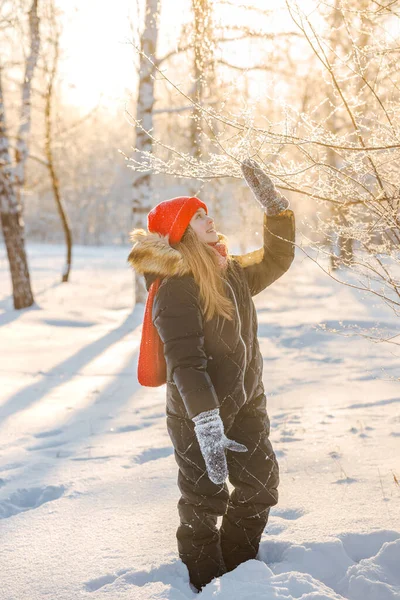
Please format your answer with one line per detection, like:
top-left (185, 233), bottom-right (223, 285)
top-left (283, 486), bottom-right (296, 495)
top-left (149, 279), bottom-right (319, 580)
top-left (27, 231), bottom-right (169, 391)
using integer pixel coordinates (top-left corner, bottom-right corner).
top-left (326, 0), bottom-right (354, 270)
top-left (191, 0), bottom-right (205, 162)
top-left (333, 1), bottom-right (373, 268)
top-left (0, 71), bottom-right (34, 309)
top-left (189, 0), bottom-right (214, 194)
top-left (14, 0), bottom-right (40, 206)
top-left (0, 0), bottom-right (39, 308)
top-left (44, 2), bottom-right (72, 282)
top-left (329, 204), bottom-right (354, 270)
top-left (133, 0), bottom-right (159, 303)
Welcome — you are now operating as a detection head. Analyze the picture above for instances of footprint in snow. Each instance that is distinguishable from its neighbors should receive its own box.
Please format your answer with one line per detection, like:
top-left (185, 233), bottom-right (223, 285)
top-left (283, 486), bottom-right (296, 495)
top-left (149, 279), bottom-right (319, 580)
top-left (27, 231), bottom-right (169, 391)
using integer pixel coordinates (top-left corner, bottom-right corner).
top-left (27, 439), bottom-right (66, 451)
top-left (339, 530), bottom-right (400, 562)
top-left (0, 462), bottom-right (23, 473)
top-left (110, 422), bottom-right (153, 434)
top-left (71, 454), bottom-right (118, 462)
top-left (273, 412), bottom-right (290, 421)
top-left (272, 507), bottom-right (305, 520)
top-left (287, 415), bottom-right (302, 424)
top-left (279, 429), bottom-right (302, 443)
top-left (280, 435), bottom-right (302, 443)
top-left (84, 561), bottom-right (188, 594)
top-left (259, 530), bottom-right (400, 598)
top-left (334, 477), bottom-right (358, 485)
top-left (42, 318), bottom-right (96, 328)
top-left (130, 405), bottom-right (165, 418)
top-left (134, 447), bottom-right (174, 465)
top-left (349, 427), bottom-right (370, 438)
top-left (142, 412), bottom-right (165, 421)
top-left (122, 447), bottom-right (174, 469)
top-left (274, 449), bottom-right (286, 458)
top-left (34, 428), bottom-right (63, 439)
top-left (265, 522), bottom-right (286, 535)
top-left (84, 574), bottom-right (118, 592)
top-left (271, 412), bottom-right (303, 430)
top-left (258, 538), bottom-right (292, 564)
top-left (329, 450), bottom-right (342, 459)
top-left (0, 485), bottom-right (65, 519)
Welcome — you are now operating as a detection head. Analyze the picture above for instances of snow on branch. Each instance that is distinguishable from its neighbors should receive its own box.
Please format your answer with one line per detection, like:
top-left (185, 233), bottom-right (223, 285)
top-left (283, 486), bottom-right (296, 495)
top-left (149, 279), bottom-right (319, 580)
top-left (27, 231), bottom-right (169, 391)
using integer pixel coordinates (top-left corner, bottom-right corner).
top-left (125, 1), bottom-right (400, 329)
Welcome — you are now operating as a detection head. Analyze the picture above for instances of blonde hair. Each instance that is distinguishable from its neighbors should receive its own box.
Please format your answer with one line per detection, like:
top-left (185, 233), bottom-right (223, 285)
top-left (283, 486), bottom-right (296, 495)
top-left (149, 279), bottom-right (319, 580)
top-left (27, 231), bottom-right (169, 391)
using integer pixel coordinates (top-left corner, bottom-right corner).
top-left (176, 226), bottom-right (235, 322)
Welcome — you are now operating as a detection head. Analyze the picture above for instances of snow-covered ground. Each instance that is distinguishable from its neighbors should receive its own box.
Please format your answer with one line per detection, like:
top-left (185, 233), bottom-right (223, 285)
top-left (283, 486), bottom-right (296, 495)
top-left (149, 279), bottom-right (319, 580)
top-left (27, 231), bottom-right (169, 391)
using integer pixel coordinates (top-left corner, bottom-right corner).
top-left (0, 242), bottom-right (399, 600)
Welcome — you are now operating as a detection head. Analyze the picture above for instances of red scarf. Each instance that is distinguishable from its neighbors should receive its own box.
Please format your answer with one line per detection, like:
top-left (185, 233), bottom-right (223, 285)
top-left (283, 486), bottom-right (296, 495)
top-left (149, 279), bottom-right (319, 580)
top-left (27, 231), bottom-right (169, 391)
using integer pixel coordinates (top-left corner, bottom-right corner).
top-left (208, 241), bottom-right (228, 269)
top-left (137, 243), bottom-right (228, 387)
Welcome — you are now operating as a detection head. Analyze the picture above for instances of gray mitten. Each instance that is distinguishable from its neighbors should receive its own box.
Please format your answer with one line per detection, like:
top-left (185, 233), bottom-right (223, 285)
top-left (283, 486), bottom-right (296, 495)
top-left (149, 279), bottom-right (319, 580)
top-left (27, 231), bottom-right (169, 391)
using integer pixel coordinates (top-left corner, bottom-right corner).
top-left (193, 408), bottom-right (248, 485)
top-left (241, 158), bottom-right (290, 216)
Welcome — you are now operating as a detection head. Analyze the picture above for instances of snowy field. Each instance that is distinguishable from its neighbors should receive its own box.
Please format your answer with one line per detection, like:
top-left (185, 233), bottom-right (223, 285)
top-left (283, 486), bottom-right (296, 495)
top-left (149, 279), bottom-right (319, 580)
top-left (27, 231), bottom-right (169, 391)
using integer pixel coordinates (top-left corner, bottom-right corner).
top-left (0, 242), bottom-right (399, 600)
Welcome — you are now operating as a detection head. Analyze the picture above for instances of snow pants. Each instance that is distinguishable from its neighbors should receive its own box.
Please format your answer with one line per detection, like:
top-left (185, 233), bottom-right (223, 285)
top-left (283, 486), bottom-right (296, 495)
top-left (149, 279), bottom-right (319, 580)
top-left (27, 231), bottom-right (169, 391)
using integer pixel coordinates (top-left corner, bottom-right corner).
top-left (166, 392), bottom-right (279, 592)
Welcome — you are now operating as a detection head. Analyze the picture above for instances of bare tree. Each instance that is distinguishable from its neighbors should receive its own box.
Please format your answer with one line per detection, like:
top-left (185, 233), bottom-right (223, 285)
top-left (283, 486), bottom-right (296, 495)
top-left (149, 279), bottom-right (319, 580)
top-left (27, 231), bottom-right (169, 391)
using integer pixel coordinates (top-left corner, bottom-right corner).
top-left (325, 0), bottom-right (354, 270)
top-left (41, 0), bottom-right (72, 282)
top-left (0, 0), bottom-right (39, 309)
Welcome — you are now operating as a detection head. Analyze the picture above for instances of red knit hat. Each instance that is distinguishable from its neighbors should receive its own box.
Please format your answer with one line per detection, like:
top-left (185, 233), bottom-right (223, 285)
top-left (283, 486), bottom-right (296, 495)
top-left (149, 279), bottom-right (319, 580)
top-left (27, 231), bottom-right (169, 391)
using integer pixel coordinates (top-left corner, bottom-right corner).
top-left (148, 196), bottom-right (208, 245)
top-left (138, 196), bottom-right (208, 387)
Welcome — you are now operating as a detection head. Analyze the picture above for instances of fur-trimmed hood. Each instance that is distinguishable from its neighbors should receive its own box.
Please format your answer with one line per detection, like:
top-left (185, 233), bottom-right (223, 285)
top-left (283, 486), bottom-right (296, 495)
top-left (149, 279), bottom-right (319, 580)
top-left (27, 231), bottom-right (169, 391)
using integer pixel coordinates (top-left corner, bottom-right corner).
top-left (127, 228), bottom-right (228, 279)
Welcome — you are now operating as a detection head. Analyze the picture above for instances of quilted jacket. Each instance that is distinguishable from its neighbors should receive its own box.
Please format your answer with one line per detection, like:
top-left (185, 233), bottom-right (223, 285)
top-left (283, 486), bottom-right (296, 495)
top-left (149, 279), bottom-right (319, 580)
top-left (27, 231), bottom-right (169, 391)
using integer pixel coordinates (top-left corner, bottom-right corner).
top-left (129, 209), bottom-right (295, 421)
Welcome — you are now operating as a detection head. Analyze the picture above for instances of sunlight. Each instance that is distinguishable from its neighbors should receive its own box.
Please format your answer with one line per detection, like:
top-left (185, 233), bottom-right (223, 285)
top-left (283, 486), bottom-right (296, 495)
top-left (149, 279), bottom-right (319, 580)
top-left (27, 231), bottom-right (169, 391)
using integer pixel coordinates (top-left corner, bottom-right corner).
top-left (2, 2), bottom-right (400, 597)
top-left (59, 0), bottom-right (137, 111)
top-left (58, 0), bottom-right (311, 111)
top-left (0, 328), bottom-right (141, 436)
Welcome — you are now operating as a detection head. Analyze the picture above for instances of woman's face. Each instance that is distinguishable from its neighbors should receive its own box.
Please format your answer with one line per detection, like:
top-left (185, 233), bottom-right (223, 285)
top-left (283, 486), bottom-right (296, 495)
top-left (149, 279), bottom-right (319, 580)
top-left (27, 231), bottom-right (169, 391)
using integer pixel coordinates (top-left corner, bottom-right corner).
top-left (189, 208), bottom-right (218, 243)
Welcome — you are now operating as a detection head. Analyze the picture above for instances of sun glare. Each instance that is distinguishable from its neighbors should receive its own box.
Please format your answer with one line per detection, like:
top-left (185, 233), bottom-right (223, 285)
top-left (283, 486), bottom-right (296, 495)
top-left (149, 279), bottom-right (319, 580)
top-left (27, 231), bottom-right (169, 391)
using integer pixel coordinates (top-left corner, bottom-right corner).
top-left (58, 0), bottom-right (308, 112)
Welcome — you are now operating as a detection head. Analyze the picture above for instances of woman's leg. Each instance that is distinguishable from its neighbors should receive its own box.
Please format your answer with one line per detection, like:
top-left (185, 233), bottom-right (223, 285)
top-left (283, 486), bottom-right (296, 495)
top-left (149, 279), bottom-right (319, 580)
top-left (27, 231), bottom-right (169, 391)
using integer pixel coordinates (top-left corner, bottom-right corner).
top-left (167, 414), bottom-right (229, 591)
top-left (220, 392), bottom-right (279, 572)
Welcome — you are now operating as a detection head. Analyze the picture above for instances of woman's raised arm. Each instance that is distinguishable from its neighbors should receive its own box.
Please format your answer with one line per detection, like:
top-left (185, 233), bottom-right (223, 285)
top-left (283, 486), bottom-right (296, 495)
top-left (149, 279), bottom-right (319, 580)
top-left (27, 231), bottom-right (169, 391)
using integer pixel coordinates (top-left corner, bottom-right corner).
top-left (231, 209), bottom-right (295, 296)
top-left (232, 159), bottom-right (296, 296)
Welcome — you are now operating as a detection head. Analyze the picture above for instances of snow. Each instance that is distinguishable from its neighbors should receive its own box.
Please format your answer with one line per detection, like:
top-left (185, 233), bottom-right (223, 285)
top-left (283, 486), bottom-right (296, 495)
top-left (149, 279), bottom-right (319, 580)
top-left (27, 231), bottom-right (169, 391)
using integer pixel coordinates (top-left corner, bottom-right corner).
top-left (0, 242), bottom-right (399, 600)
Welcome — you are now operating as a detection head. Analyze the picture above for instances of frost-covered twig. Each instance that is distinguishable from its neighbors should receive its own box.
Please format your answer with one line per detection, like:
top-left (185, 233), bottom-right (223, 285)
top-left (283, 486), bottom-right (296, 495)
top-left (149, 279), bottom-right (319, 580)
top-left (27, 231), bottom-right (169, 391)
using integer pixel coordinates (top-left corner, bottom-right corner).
top-left (125, 0), bottom-right (400, 332)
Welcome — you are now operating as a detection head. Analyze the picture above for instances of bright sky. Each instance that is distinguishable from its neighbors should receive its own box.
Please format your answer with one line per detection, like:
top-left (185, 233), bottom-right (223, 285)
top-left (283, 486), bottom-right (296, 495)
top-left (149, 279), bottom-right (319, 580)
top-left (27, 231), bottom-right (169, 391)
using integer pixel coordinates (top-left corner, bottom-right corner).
top-left (58, 0), bottom-right (314, 113)
top-left (58, 0), bottom-right (136, 112)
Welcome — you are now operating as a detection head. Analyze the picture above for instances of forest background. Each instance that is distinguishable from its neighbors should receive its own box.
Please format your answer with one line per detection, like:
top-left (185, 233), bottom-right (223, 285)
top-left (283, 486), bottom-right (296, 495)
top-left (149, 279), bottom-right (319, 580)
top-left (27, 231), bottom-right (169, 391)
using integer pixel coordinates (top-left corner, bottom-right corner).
top-left (1, 4), bottom-right (400, 598)
top-left (1, 0), bottom-right (400, 330)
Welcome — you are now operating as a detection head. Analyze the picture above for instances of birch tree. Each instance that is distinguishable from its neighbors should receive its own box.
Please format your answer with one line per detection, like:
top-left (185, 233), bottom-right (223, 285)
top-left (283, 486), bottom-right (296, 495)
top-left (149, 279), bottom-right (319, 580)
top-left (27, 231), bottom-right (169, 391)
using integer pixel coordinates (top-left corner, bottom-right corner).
top-left (0, 0), bottom-right (39, 309)
top-left (132, 0), bottom-right (160, 304)
top-left (190, 0), bottom-right (215, 160)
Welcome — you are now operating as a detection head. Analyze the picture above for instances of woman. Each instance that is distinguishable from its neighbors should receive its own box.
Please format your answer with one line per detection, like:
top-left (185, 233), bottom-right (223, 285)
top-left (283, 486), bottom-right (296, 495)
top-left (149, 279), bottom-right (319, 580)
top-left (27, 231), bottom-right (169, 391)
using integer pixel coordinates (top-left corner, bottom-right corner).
top-left (128, 159), bottom-right (296, 592)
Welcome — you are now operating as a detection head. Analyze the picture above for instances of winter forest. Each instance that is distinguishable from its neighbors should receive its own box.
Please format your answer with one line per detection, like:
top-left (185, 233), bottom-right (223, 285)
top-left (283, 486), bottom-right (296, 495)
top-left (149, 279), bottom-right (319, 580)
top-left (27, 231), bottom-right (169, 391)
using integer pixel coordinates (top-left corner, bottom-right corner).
top-left (1, 0), bottom-right (400, 598)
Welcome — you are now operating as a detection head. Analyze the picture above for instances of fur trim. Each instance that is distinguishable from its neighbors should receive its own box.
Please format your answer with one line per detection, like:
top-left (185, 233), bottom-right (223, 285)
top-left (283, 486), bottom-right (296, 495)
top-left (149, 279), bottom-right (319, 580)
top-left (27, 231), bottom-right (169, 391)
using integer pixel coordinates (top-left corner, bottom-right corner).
top-left (127, 228), bottom-right (228, 277)
top-left (127, 229), bottom-right (189, 277)
top-left (232, 248), bottom-right (263, 268)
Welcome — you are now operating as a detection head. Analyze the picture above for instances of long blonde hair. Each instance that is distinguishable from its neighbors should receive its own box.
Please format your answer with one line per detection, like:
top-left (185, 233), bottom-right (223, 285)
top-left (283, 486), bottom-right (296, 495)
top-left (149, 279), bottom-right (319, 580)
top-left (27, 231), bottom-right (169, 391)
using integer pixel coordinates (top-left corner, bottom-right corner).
top-left (176, 226), bottom-right (235, 322)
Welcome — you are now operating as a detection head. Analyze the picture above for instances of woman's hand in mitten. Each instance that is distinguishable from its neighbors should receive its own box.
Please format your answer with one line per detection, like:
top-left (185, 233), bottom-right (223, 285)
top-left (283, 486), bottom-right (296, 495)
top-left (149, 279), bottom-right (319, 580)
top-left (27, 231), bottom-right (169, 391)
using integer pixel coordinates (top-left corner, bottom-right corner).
top-left (192, 408), bottom-right (248, 485)
top-left (241, 158), bottom-right (290, 216)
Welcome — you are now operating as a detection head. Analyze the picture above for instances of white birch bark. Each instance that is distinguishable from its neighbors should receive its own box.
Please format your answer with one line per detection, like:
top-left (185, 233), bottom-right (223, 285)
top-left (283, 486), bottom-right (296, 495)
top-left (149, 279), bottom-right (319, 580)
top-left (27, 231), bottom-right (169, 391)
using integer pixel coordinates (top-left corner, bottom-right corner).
top-left (0, 0), bottom-right (39, 309)
top-left (132, 0), bottom-right (160, 303)
top-left (14, 0), bottom-right (40, 196)
top-left (0, 68), bottom-right (34, 309)
top-left (190, 0), bottom-right (214, 165)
